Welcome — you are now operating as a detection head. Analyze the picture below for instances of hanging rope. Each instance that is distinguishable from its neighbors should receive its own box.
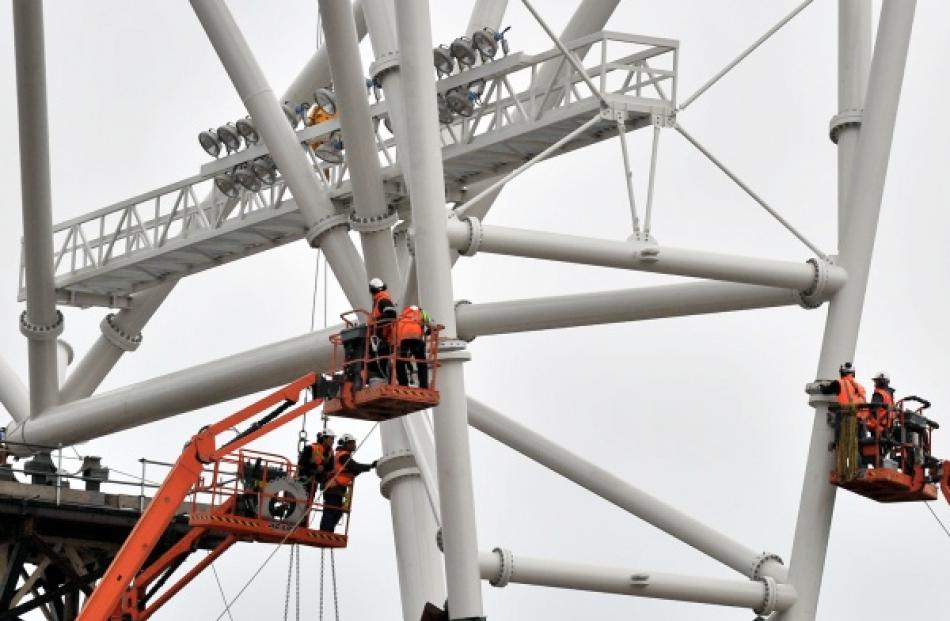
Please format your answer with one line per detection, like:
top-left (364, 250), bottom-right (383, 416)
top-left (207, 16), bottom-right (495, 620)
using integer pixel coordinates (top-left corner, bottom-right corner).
top-left (835, 409), bottom-right (859, 482)
top-left (282, 545), bottom-right (295, 621)
top-left (330, 549), bottom-right (340, 621)
top-left (213, 422), bottom-right (380, 620)
top-left (924, 503), bottom-right (950, 539)
top-left (319, 549), bottom-right (326, 621)
top-left (211, 563), bottom-right (235, 621)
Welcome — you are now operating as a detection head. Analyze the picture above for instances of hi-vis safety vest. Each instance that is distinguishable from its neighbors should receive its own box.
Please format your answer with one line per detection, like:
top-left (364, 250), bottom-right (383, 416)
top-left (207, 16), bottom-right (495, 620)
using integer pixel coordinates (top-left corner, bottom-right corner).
top-left (838, 375), bottom-right (867, 417)
top-left (395, 306), bottom-right (426, 342)
top-left (871, 387), bottom-right (895, 430)
top-left (372, 290), bottom-right (393, 320)
top-left (329, 450), bottom-right (354, 488)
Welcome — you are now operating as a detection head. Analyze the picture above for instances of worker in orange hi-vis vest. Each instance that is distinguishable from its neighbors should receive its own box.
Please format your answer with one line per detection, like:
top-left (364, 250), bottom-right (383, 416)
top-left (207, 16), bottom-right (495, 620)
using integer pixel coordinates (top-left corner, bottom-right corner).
top-left (319, 434), bottom-right (377, 532)
top-left (394, 305), bottom-right (433, 389)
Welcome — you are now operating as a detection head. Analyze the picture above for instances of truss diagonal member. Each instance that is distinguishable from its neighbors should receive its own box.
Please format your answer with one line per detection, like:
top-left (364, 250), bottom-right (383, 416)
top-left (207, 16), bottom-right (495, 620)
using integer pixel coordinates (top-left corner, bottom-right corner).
top-left (678, 0), bottom-right (815, 111)
top-left (476, 549), bottom-right (797, 611)
top-left (644, 121), bottom-right (662, 239)
top-left (519, 0), bottom-right (607, 107)
top-left (673, 122), bottom-right (830, 262)
top-left (615, 118), bottom-right (642, 237)
top-left (453, 114), bottom-right (602, 217)
top-left (467, 397), bottom-right (788, 582)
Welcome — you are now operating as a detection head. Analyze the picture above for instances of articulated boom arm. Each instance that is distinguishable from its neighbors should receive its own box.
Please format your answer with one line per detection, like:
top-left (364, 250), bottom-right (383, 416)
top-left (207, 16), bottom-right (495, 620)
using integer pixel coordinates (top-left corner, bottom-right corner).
top-left (77, 373), bottom-right (322, 621)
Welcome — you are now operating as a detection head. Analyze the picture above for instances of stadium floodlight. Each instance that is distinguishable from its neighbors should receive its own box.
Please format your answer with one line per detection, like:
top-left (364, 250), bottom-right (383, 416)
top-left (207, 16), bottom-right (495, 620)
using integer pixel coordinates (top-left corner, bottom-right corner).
top-left (450, 36), bottom-right (477, 69)
top-left (446, 88), bottom-right (476, 118)
top-left (468, 78), bottom-right (487, 99)
top-left (198, 130), bottom-right (222, 158)
top-left (235, 117), bottom-right (259, 145)
top-left (214, 173), bottom-right (241, 198)
top-left (216, 123), bottom-right (242, 153)
top-left (282, 101), bottom-right (299, 128)
top-left (314, 88), bottom-right (337, 115)
top-left (436, 93), bottom-right (454, 124)
top-left (313, 131), bottom-right (345, 164)
top-left (433, 45), bottom-right (455, 77)
top-left (234, 165), bottom-right (262, 192)
top-left (250, 156), bottom-right (278, 185)
top-left (473, 26), bottom-right (511, 60)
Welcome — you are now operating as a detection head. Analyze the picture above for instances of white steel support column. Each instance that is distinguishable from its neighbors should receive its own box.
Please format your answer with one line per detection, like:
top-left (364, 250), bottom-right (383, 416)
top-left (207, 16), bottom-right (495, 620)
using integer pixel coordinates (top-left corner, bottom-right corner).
top-left (0, 357), bottom-right (29, 424)
top-left (834, 0), bottom-right (871, 244)
top-left (476, 551), bottom-right (796, 612)
top-left (465, 0), bottom-right (508, 34)
top-left (468, 398), bottom-right (787, 581)
top-left (12, 0), bottom-right (61, 417)
top-left (445, 219), bottom-right (846, 292)
top-left (378, 421), bottom-right (446, 621)
top-left (190, 0), bottom-right (369, 309)
top-left (396, 2), bottom-right (485, 618)
top-left (319, 0), bottom-right (400, 289)
top-left (779, 4), bottom-right (916, 621)
top-left (60, 281), bottom-right (176, 402)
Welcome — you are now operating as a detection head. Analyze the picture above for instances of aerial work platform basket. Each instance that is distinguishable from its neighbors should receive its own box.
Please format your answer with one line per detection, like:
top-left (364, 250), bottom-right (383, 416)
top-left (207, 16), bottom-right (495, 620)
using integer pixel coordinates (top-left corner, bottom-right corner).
top-left (321, 309), bottom-right (442, 421)
top-left (830, 396), bottom-right (950, 504)
top-left (188, 448), bottom-right (349, 549)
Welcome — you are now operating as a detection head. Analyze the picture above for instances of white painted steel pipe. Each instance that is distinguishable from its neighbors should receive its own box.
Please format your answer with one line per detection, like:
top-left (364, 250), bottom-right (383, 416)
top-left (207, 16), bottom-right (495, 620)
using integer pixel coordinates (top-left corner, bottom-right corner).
top-left (466, 0), bottom-right (508, 35)
top-left (780, 4), bottom-right (917, 621)
top-left (446, 219), bottom-right (846, 292)
top-left (4, 325), bottom-right (340, 451)
top-left (282, 0), bottom-right (367, 106)
top-left (55, 340), bottom-right (72, 388)
top-left (0, 357), bottom-right (29, 424)
top-left (476, 551), bottom-right (796, 611)
top-left (60, 281), bottom-right (176, 402)
top-left (456, 280), bottom-right (813, 340)
top-left (396, 1), bottom-right (485, 616)
top-left (835, 0), bottom-right (871, 245)
top-left (190, 0), bottom-right (369, 308)
top-left (319, 0), bottom-right (401, 290)
top-left (13, 0), bottom-right (60, 416)
top-left (379, 419), bottom-right (446, 621)
top-left (468, 398), bottom-right (787, 582)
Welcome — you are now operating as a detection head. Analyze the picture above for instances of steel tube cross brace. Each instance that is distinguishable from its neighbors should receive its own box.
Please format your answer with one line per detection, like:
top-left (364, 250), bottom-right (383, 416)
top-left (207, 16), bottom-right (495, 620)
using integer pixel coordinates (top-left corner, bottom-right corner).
top-left (467, 398), bottom-right (787, 582)
top-left (190, 0), bottom-right (369, 308)
top-left (445, 218), bottom-right (846, 293)
top-left (477, 550), bottom-right (795, 613)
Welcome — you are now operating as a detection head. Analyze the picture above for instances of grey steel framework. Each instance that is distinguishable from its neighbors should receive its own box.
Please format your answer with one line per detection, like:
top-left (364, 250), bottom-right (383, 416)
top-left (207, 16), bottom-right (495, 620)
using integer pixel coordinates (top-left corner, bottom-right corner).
top-left (1, 0), bottom-right (920, 619)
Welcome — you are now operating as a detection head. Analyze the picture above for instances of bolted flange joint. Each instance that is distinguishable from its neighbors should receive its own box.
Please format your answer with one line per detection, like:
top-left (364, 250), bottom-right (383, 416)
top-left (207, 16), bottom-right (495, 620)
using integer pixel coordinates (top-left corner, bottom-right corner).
top-left (438, 338), bottom-right (471, 362)
top-left (376, 450), bottom-right (420, 499)
top-left (750, 551), bottom-right (784, 581)
top-left (829, 109), bottom-right (863, 144)
top-left (19, 310), bottom-right (64, 341)
top-left (457, 216), bottom-right (482, 257)
top-left (306, 213), bottom-right (350, 247)
top-left (369, 52), bottom-right (400, 88)
top-left (753, 575), bottom-right (778, 617)
top-left (100, 313), bottom-right (143, 352)
top-left (799, 258), bottom-right (832, 309)
top-left (489, 547), bottom-right (514, 588)
top-left (350, 205), bottom-right (399, 233)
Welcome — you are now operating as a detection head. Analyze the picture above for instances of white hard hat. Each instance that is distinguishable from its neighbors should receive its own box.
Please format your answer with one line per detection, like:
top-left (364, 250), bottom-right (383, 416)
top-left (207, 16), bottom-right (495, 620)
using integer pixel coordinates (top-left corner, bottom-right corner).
top-left (320, 428), bottom-right (336, 438)
top-left (340, 433), bottom-right (356, 444)
top-left (873, 372), bottom-right (890, 383)
top-left (369, 277), bottom-right (386, 293)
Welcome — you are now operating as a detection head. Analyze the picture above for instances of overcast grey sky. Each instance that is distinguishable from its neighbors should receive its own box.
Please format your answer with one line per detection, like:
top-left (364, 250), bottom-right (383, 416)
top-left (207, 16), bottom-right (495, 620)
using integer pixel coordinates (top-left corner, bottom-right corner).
top-left (1, 1), bottom-right (949, 619)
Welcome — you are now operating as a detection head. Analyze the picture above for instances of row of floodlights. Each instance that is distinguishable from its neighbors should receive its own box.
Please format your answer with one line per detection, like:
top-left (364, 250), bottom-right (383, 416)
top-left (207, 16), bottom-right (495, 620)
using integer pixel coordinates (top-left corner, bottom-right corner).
top-left (198, 88), bottom-right (339, 159)
top-left (433, 26), bottom-right (510, 77)
top-left (213, 156), bottom-right (278, 198)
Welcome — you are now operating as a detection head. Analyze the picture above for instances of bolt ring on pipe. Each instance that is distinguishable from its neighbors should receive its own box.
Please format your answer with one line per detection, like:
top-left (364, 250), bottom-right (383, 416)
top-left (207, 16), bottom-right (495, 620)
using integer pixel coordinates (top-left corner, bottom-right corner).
top-left (305, 213), bottom-right (350, 247)
top-left (489, 547), bottom-right (514, 588)
top-left (19, 310), bottom-right (64, 341)
top-left (754, 575), bottom-right (778, 616)
top-left (100, 313), bottom-right (143, 352)
top-left (799, 258), bottom-right (832, 309)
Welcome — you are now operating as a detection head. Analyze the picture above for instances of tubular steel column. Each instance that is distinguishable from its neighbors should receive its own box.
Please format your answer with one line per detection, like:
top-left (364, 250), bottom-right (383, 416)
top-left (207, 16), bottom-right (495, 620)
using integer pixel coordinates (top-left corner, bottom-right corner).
top-left (465, 0), bottom-right (508, 34)
top-left (190, 0), bottom-right (369, 308)
top-left (319, 0), bottom-right (401, 290)
top-left (13, 0), bottom-right (61, 417)
top-left (833, 0), bottom-right (872, 244)
top-left (779, 4), bottom-right (917, 620)
top-left (60, 281), bottom-right (176, 402)
top-left (395, 1), bottom-right (485, 618)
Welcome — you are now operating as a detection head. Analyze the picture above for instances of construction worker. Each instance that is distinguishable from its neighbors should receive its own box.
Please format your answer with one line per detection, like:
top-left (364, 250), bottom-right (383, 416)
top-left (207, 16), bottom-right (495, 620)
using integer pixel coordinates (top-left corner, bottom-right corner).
top-left (319, 433), bottom-right (377, 532)
top-left (834, 362), bottom-right (868, 476)
top-left (870, 372), bottom-right (896, 430)
top-left (395, 305), bottom-right (432, 389)
top-left (837, 362), bottom-right (867, 408)
top-left (369, 278), bottom-right (397, 380)
top-left (298, 429), bottom-right (336, 489)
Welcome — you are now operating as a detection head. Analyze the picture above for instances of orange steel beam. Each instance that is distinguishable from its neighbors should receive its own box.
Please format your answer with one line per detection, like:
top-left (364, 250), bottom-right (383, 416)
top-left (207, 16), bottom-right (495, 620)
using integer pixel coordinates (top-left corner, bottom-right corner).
top-left (77, 374), bottom-right (321, 621)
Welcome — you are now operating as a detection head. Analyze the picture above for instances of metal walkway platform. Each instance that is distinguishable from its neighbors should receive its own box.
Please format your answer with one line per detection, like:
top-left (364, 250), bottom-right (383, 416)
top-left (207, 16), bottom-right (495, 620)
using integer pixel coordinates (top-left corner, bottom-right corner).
top-left (23, 31), bottom-right (677, 308)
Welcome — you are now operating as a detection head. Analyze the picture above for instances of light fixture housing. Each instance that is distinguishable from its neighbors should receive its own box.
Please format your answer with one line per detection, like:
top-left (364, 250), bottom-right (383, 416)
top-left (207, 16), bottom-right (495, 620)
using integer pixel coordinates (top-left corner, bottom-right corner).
top-left (468, 78), bottom-right (487, 99)
top-left (314, 88), bottom-right (337, 115)
top-left (216, 123), bottom-right (242, 153)
top-left (446, 88), bottom-right (475, 118)
top-left (436, 93), bottom-right (454, 124)
top-left (234, 166), bottom-right (262, 192)
top-left (214, 173), bottom-right (241, 198)
top-left (250, 157), bottom-right (278, 185)
top-left (313, 131), bottom-right (345, 164)
top-left (450, 37), bottom-right (477, 68)
top-left (282, 102), bottom-right (299, 128)
top-left (433, 45), bottom-right (455, 77)
top-left (472, 28), bottom-right (499, 60)
top-left (235, 117), bottom-right (260, 145)
top-left (198, 130), bottom-right (222, 158)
